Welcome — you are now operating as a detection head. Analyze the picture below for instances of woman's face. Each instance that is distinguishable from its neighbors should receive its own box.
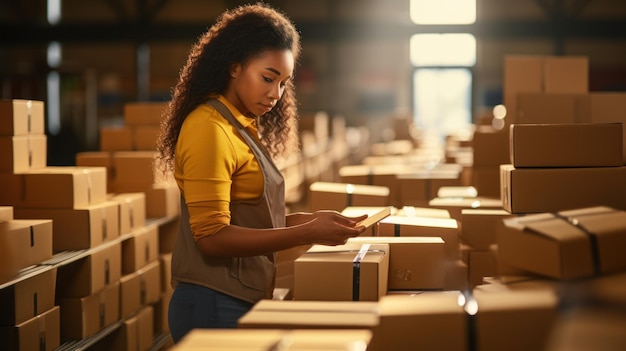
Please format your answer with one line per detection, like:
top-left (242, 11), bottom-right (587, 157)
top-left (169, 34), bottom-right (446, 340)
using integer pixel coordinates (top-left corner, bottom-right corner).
top-left (225, 49), bottom-right (294, 117)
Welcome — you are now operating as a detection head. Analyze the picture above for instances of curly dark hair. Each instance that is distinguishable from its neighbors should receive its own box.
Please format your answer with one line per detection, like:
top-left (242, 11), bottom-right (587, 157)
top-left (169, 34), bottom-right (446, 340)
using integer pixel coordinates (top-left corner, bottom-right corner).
top-left (156, 2), bottom-right (301, 173)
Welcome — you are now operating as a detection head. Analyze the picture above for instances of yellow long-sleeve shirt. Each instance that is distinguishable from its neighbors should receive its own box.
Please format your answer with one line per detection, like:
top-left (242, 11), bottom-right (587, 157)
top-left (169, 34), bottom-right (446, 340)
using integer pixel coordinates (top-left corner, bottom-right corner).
top-left (174, 95), bottom-right (264, 241)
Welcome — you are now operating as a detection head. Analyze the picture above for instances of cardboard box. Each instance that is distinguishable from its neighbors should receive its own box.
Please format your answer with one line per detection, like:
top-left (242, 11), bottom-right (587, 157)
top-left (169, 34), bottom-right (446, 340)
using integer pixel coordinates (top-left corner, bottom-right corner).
top-left (15, 200), bottom-right (120, 251)
top-left (377, 292), bottom-right (467, 351)
top-left (497, 206), bottom-right (626, 279)
top-left (145, 183), bottom-right (180, 219)
top-left (0, 206), bottom-right (12, 222)
top-left (0, 173), bottom-right (25, 208)
top-left (109, 192), bottom-right (147, 236)
top-left (472, 126), bottom-right (510, 167)
top-left (22, 166), bottom-right (107, 209)
top-left (75, 151), bottom-right (115, 193)
top-left (461, 209), bottom-right (516, 249)
top-left (0, 219), bottom-right (53, 272)
top-left (445, 260), bottom-right (469, 291)
top-left (124, 102), bottom-right (167, 126)
top-left (339, 164), bottom-right (405, 207)
top-left (119, 260), bottom-right (161, 319)
top-left (157, 216), bottom-right (179, 253)
top-left (466, 249), bottom-right (497, 288)
top-left (510, 123), bottom-right (623, 167)
top-left (589, 92), bottom-right (626, 164)
top-left (132, 125), bottom-right (160, 151)
top-left (515, 92), bottom-right (590, 124)
top-left (58, 281), bottom-right (120, 341)
top-left (159, 253), bottom-right (172, 294)
top-left (428, 196), bottom-right (503, 222)
top-left (396, 169), bottom-right (462, 206)
top-left (0, 268), bottom-right (57, 325)
top-left (113, 151), bottom-right (173, 192)
top-left (340, 206), bottom-right (393, 236)
top-left (378, 215), bottom-right (459, 261)
top-left (294, 243), bottom-right (389, 301)
top-left (347, 236), bottom-right (445, 290)
top-left (437, 186), bottom-right (477, 199)
top-left (470, 166), bottom-right (502, 198)
top-left (0, 135), bottom-right (47, 173)
top-left (0, 99), bottom-right (45, 136)
top-left (173, 329), bottom-right (373, 351)
top-left (308, 181), bottom-right (390, 212)
top-left (0, 305), bottom-right (60, 351)
top-left (108, 305), bottom-right (154, 351)
top-left (500, 164), bottom-right (626, 214)
top-left (56, 241), bottom-right (122, 298)
top-left (100, 126), bottom-right (133, 151)
top-left (121, 223), bottom-right (159, 274)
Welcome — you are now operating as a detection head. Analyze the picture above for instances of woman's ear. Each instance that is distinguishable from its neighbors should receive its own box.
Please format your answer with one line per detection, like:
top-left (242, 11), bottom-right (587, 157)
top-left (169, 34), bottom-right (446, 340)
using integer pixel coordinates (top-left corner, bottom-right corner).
top-left (230, 63), bottom-right (241, 79)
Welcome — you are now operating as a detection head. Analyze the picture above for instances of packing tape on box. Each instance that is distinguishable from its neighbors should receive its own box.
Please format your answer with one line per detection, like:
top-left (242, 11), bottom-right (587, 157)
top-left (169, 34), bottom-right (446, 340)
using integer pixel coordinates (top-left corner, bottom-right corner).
top-left (461, 291), bottom-right (478, 351)
top-left (552, 212), bottom-right (601, 276)
top-left (352, 244), bottom-right (370, 301)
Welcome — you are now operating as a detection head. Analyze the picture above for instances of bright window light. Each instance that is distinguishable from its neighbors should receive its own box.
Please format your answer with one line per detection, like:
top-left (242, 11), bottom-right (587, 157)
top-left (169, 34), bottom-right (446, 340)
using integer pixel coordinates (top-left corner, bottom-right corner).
top-left (410, 0), bottom-right (476, 25)
top-left (410, 33), bottom-right (476, 67)
top-left (47, 0), bottom-right (61, 25)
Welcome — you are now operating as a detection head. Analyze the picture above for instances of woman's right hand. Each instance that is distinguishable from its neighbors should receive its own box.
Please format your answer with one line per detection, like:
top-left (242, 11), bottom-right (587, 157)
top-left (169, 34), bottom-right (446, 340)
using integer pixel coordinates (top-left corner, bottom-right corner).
top-left (306, 210), bottom-right (367, 246)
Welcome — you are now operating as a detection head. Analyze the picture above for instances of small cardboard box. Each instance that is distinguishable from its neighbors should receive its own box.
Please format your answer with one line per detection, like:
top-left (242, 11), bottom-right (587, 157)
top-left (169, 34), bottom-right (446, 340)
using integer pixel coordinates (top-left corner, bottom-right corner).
top-left (472, 126), bottom-right (510, 167)
top-left (340, 206), bottom-right (393, 236)
top-left (497, 206), bottom-right (626, 280)
top-left (515, 92), bottom-right (591, 125)
top-left (308, 181), bottom-right (390, 212)
top-left (348, 236), bottom-right (445, 290)
top-left (132, 125), bottom-right (160, 151)
top-left (378, 215), bottom-right (460, 261)
top-left (0, 135), bottom-right (47, 173)
top-left (113, 151), bottom-right (171, 192)
top-left (100, 126), bottom-right (133, 151)
top-left (121, 223), bottom-right (159, 274)
top-left (58, 281), bottom-right (120, 341)
top-left (124, 102), bottom-right (167, 126)
top-left (56, 241), bottom-right (122, 298)
top-left (75, 151), bottom-right (115, 193)
top-left (500, 164), bottom-right (626, 214)
top-left (396, 169), bottom-right (462, 206)
top-left (0, 99), bottom-right (45, 136)
top-left (0, 305), bottom-right (60, 351)
top-left (461, 209), bottom-right (516, 250)
top-left (339, 164), bottom-right (405, 207)
top-left (119, 260), bottom-right (161, 319)
top-left (22, 166), bottom-right (107, 209)
top-left (428, 197), bottom-right (503, 222)
top-left (0, 219), bottom-right (53, 272)
top-left (0, 267), bottom-right (57, 326)
top-left (109, 305), bottom-right (154, 351)
top-left (294, 243), bottom-right (389, 301)
top-left (510, 123), bottom-right (623, 167)
top-left (145, 183), bottom-right (180, 219)
top-left (0, 206), bottom-right (12, 221)
top-left (110, 192), bottom-right (147, 236)
top-left (589, 92), bottom-right (626, 164)
top-left (15, 200), bottom-right (120, 251)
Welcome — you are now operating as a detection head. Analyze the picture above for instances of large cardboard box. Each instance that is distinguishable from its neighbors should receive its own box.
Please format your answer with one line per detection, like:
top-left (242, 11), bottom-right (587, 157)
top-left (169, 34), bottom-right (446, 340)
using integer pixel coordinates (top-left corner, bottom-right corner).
top-left (347, 236), bottom-right (445, 290)
top-left (472, 126), bottom-right (510, 167)
top-left (119, 260), bottom-right (161, 319)
top-left (56, 241), bottom-right (122, 298)
top-left (109, 192), bottom-right (147, 236)
top-left (497, 206), bottom-right (626, 280)
top-left (21, 166), bottom-right (107, 209)
top-left (0, 268), bottom-right (57, 326)
top-left (0, 305), bottom-right (60, 351)
top-left (0, 135), bottom-right (47, 173)
top-left (378, 215), bottom-right (459, 261)
top-left (124, 102), bottom-right (167, 126)
top-left (15, 200), bottom-right (120, 251)
top-left (500, 164), bottom-right (626, 214)
top-left (308, 181), bottom-right (389, 212)
top-left (0, 219), bottom-right (52, 272)
top-left (121, 223), bottom-right (159, 274)
top-left (293, 243), bottom-right (389, 301)
top-left (510, 123), bottom-right (623, 167)
top-left (58, 281), bottom-right (120, 341)
top-left (0, 99), bottom-right (45, 136)
top-left (460, 209), bottom-right (516, 250)
top-left (514, 92), bottom-right (590, 124)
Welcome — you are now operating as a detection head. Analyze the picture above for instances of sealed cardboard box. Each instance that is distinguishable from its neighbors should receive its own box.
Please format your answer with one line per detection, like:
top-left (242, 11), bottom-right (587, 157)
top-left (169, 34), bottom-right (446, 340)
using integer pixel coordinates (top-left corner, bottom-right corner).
top-left (110, 192), bottom-right (146, 236)
top-left (0, 219), bottom-right (52, 272)
top-left (0, 305), bottom-right (60, 351)
top-left (0, 135), bottom-right (47, 173)
top-left (428, 196), bottom-right (502, 222)
top-left (340, 206), bottom-right (393, 236)
top-left (543, 56), bottom-right (589, 93)
top-left (114, 151), bottom-right (173, 192)
top-left (15, 200), bottom-right (120, 251)
top-left (396, 168), bottom-right (462, 207)
top-left (339, 164), bottom-right (405, 207)
top-left (0, 173), bottom-right (25, 208)
top-left (121, 223), bottom-right (159, 274)
top-left (56, 241), bottom-right (122, 298)
top-left (100, 126), bottom-right (133, 151)
top-left (510, 123), bottom-right (623, 167)
top-left (308, 181), bottom-right (389, 212)
top-left (515, 92), bottom-right (590, 125)
top-left (497, 206), bottom-right (626, 280)
top-left (461, 209), bottom-right (516, 250)
top-left (119, 260), bottom-right (161, 319)
top-left (0, 267), bottom-right (57, 325)
top-left (132, 125), bottom-right (160, 151)
top-left (500, 164), bottom-right (626, 214)
top-left (294, 243), bottom-right (389, 301)
top-left (0, 206), bottom-right (12, 221)
top-left (58, 281), bottom-right (120, 341)
top-left (108, 305), bottom-right (154, 351)
top-left (0, 99), bottom-right (45, 136)
top-left (589, 92), bottom-right (626, 164)
top-left (75, 151), bottom-right (115, 193)
top-left (124, 102), bottom-right (167, 126)
top-left (22, 166), bottom-right (107, 209)
top-left (348, 236), bottom-right (445, 290)
top-left (145, 183), bottom-right (180, 219)
top-left (472, 126), bottom-right (510, 167)
top-left (378, 215), bottom-right (459, 261)
top-left (377, 292), bottom-right (467, 351)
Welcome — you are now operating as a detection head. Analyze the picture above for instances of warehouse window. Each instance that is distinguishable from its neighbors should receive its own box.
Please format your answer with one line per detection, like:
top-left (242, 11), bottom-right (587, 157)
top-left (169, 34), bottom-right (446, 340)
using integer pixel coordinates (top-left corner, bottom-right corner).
top-left (409, 0), bottom-right (476, 135)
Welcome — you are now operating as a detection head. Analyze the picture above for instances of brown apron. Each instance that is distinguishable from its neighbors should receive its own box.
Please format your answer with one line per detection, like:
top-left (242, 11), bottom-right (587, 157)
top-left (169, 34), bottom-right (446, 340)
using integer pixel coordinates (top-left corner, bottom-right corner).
top-left (170, 99), bottom-right (286, 303)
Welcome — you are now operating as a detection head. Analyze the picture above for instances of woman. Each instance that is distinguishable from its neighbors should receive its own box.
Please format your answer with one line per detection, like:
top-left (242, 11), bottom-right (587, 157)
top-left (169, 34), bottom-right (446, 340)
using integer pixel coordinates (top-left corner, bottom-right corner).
top-left (155, 3), bottom-right (367, 343)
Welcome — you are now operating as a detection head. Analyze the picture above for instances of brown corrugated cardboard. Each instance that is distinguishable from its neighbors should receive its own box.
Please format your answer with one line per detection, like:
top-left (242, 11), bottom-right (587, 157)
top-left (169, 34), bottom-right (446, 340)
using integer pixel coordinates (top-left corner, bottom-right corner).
top-left (124, 102), bottom-right (167, 126)
top-left (515, 92), bottom-right (591, 124)
top-left (428, 196), bottom-right (503, 222)
top-left (471, 126), bottom-right (510, 167)
top-left (15, 200), bottom-right (120, 251)
top-left (0, 268), bottom-right (57, 326)
top-left (145, 183), bottom-right (180, 219)
top-left (0, 206), bottom-right (12, 221)
top-left (100, 126), bottom-right (133, 151)
top-left (0, 219), bottom-right (53, 272)
top-left (108, 305), bottom-right (154, 351)
top-left (75, 151), bottom-right (116, 193)
top-left (0, 305), bottom-right (60, 351)
top-left (589, 92), bottom-right (626, 164)
top-left (0, 99), bottom-right (45, 136)
top-left (510, 123), bottom-right (623, 167)
top-left (294, 243), bottom-right (389, 301)
top-left (500, 164), bottom-right (626, 214)
top-left (0, 135), bottom-right (47, 173)
top-left (119, 260), bottom-right (161, 319)
top-left (121, 223), bottom-right (159, 274)
top-left (132, 125), bottom-right (160, 151)
top-left (308, 181), bottom-right (390, 212)
top-left (461, 209), bottom-right (516, 250)
top-left (109, 192), bottom-right (146, 236)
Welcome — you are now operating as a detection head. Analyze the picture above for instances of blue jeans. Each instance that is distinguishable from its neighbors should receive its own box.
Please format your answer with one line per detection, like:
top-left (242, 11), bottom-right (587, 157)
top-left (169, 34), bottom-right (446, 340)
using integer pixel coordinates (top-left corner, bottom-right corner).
top-left (168, 282), bottom-right (254, 343)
